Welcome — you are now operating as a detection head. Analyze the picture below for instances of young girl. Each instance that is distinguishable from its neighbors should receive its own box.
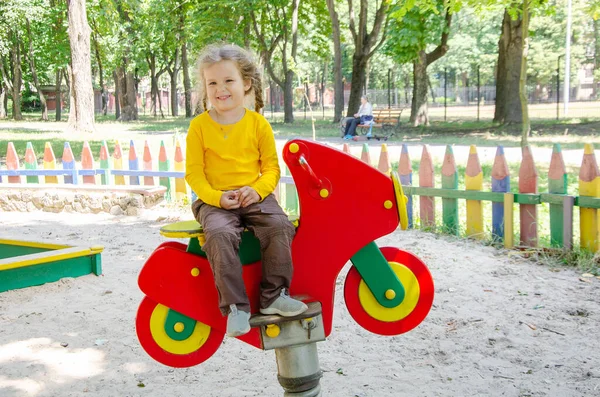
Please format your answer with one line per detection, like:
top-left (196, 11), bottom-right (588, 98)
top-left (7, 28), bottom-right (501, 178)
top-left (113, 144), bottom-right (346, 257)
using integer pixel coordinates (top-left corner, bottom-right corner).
top-left (185, 43), bottom-right (307, 337)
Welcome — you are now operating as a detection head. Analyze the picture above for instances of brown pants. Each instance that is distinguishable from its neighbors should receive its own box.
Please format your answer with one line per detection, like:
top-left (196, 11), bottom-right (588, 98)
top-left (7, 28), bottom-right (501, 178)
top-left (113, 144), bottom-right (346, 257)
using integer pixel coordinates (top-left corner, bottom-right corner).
top-left (192, 194), bottom-right (296, 315)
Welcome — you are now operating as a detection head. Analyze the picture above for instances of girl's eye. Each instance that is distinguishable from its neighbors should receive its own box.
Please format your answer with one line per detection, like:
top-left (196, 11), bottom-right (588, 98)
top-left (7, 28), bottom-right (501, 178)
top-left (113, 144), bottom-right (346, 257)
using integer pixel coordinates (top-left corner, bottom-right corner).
top-left (208, 82), bottom-right (216, 86)
top-left (226, 79), bottom-right (234, 83)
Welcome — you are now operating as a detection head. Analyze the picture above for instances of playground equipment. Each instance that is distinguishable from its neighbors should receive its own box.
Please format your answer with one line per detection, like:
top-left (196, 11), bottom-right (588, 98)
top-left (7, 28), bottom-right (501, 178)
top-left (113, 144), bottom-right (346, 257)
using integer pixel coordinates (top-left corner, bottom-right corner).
top-left (0, 239), bottom-right (103, 293)
top-left (135, 139), bottom-right (434, 395)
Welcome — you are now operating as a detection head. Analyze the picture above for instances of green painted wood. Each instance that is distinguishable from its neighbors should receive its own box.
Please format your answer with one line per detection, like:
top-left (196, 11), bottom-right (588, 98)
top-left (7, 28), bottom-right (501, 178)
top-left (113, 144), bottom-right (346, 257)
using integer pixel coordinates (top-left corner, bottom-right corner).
top-left (350, 242), bottom-right (405, 308)
top-left (441, 145), bottom-right (458, 235)
top-left (0, 244), bottom-right (52, 260)
top-left (548, 144), bottom-right (568, 247)
top-left (165, 309), bottom-right (196, 340)
top-left (284, 166), bottom-right (298, 213)
top-left (0, 256), bottom-right (99, 292)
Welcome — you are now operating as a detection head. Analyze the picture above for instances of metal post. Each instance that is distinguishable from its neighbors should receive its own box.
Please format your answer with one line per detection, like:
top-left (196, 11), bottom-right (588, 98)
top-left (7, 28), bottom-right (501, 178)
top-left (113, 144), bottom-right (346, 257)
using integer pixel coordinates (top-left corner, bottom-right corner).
top-left (250, 302), bottom-right (325, 397)
top-left (477, 66), bottom-right (480, 122)
top-left (564, 0), bottom-right (572, 116)
top-left (557, 55), bottom-right (562, 120)
top-left (304, 82), bottom-right (308, 121)
top-left (444, 68), bottom-right (447, 122)
top-left (387, 68), bottom-right (391, 109)
top-left (270, 80), bottom-right (274, 119)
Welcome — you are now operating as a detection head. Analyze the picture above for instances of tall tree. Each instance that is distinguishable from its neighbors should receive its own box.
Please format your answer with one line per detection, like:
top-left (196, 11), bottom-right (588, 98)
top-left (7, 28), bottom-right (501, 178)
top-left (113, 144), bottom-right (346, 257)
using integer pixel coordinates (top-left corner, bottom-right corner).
top-left (25, 18), bottom-right (48, 121)
top-left (385, 2), bottom-right (453, 126)
top-left (66, 0), bottom-right (96, 133)
top-left (326, 0), bottom-right (344, 123)
top-left (344, 0), bottom-right (390, 116)
top-left (494, 9), bottom-right (524, 125)
top-left (113, 0), bottom-right (138, 121)
top-left (252, 0), bottom-right (302, 123)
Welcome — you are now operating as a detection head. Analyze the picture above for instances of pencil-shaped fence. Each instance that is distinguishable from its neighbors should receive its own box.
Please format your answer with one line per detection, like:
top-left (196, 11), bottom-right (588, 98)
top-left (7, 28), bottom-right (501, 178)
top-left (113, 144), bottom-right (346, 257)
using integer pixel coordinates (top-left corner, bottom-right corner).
top-left (0, 139), bottom-right (296, 207)
top-left (3, 140), bottom-right (600, 254)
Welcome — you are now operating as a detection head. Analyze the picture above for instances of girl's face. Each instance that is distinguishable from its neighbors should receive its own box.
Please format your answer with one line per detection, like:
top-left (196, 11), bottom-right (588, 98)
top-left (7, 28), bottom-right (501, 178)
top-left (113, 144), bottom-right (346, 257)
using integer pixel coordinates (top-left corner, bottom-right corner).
top-left (361, 97), bottom-right (367, 104)
top-left (204, 60), bottom-right (251, 114)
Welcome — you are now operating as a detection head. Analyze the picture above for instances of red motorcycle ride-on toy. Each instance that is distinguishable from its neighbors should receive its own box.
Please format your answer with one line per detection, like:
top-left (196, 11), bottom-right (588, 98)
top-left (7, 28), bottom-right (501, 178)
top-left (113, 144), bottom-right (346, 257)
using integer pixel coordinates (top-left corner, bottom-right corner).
top-left (136, 139), bottom-right (434, 368)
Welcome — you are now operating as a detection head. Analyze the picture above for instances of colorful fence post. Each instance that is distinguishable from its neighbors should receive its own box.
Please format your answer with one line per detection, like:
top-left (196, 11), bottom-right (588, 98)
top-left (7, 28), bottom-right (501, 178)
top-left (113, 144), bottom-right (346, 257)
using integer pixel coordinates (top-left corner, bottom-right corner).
top-left (143, 140), bottom-right (155, 186)
top-left (158, 141), bottom-right (172, 200)
top-left (399, 144), bottom-right (413, 228)
top-left (377, 144), bottom-right (390, 175)
top-left (99, 141), bottom-right (110, 185)
top-left (466, 145), bottom-right (483, 239)
top-left (62, 142), bottom-right (76, 185)
top-left (548, 144), bottom-right (568, 247)
top-left (174, 138), bottom-right (187, 200)
top-left (44, 142), bottom-right (58, 184)
top-left (81, 141), bottom-right (96, 184)
top-left (128, 140), bottom-right (140, 186)
top-left (361, 143), bottom-right (371, 166)
top-left (285, 165), bottom-right (298, 213)
top-left (342, 143), bottom-right (350, 154)
top-left (579, 143), bottom-right (599, 251)
top-left (491, 146), bottom-right (510, 242)
top-left (519, 146), bottom-right (538, 247)
top-left (6, 142), bottom-right (21, 184)
top-left (24, 142), bottom-right (39, 184)
top-left (441, 145), bottom-right (458, 235)
top-left (419, 145), bottom-right (435, 230)
top-left (113, 140), bottom-right (125, 185)
top-left (504, 193), bottom-right (514, 249)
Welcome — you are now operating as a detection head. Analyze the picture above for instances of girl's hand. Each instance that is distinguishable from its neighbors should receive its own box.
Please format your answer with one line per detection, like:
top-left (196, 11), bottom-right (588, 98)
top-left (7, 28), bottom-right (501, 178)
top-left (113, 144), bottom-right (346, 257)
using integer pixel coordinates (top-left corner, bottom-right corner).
top-left (220, 190), bottom-right (241, 209)
top-left (238, 186), bottom-right (260, 208)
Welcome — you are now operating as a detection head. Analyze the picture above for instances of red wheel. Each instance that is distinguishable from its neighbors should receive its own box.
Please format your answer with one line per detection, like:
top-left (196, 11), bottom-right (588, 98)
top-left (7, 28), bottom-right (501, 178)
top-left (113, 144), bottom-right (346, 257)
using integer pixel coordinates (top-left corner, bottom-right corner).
top-left (344, 247), bottom-right (434, 336)
top-left (136, 297), bottom-right (224, 367)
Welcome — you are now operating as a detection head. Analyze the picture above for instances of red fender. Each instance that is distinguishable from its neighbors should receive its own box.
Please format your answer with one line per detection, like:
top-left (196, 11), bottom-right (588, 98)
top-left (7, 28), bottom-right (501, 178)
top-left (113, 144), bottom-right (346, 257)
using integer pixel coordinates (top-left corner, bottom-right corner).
top-left (138, 246), bottom-right (262, 348)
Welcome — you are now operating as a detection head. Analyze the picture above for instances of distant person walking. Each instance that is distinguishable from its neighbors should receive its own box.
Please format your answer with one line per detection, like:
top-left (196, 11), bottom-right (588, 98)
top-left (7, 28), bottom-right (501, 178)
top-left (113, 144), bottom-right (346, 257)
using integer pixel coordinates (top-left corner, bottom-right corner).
top-left (342, 96), bottom-right (373, 139)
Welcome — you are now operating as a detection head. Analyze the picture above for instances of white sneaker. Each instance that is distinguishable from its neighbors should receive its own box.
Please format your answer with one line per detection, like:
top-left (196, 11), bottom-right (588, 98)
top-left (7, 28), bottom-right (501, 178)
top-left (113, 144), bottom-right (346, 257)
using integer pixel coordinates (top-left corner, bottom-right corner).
top-left (260, 289), bottom-right (308, 317)
top-left (226, 304), bottom-right (251, 337)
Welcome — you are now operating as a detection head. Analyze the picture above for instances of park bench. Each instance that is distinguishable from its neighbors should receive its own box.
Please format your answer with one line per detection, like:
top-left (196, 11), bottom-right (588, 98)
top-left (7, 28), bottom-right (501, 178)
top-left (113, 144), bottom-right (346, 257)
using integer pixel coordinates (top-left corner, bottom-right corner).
top-left (356, 108), bottom-right (405, 141)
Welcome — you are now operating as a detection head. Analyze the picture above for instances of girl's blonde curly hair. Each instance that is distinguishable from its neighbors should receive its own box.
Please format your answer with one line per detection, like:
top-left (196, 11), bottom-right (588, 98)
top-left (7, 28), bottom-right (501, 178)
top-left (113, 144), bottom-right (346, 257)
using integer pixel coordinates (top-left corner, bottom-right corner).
top-left (195, 43), bottom-right (264, 113)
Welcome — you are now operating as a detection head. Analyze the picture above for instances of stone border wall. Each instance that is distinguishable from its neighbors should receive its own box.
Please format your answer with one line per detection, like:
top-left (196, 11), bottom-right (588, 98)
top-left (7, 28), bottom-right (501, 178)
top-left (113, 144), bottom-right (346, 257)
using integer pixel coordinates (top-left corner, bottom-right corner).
top-left (0, 185), bottom-right (166, 215)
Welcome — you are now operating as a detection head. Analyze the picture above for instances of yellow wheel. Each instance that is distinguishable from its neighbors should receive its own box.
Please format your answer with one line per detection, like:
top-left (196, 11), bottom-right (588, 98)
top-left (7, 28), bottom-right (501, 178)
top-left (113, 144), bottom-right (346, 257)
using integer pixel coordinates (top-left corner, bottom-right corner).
top-left (136, 297), bottom-right (223, 367)
top-left (344, 247), bottom-right (434, 335)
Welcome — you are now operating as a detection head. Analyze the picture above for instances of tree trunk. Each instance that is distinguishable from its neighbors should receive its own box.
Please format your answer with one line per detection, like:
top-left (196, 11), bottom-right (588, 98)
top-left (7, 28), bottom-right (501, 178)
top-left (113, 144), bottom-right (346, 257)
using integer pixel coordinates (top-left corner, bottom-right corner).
top-left (148, 55), bottom-right (158, 117)
top-left (66, 0), bottom-right (95, 133)
top-left (182, 42), bottom-right (192, 117)
top-left (117, 64), bottom-right (138, 121)
top-left (283, 71), bottom-right (294, 123)
top-left (409, 9), bottom-right (452, 126)
top-left (168, 46), bottom-right (180, 117)
top-left (55, 68), bottom-right (62, 121)
top-left (113, 69), bottom-right (120, 119)
top-left (0, 57), bottom-right (9, 119)
top-left (411, 52), bottom-right (429, 126)
top-left (0, 86), bottom-right (6, 119)
top-left (326, 0), bottom-right (343, 123)
top-left (494, 9), bottom-right (523, 124)
top-left (347, 55), bottom-right (368, 116)
top-left (92, 31), bottom-right (106, 115)
top-left (10, 31), bottom-right (23, 121)
top-left (345, 0), bottom-right (390, 116)
top-left (25, 19), bottom-right (48, 121)
top-left (519, 0), bottom-right (530, 147)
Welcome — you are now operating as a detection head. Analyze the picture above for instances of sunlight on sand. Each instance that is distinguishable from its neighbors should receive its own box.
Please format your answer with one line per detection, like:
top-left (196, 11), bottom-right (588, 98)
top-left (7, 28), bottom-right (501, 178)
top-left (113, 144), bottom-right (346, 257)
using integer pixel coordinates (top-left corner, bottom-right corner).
top-left (0, 338), bottom-right (105, 394)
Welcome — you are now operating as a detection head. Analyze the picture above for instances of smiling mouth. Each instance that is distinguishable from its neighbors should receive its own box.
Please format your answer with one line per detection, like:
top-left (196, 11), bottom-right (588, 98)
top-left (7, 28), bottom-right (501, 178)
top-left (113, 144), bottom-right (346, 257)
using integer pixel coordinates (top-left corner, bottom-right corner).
top-left (217, 95), bottom-right (231, 100)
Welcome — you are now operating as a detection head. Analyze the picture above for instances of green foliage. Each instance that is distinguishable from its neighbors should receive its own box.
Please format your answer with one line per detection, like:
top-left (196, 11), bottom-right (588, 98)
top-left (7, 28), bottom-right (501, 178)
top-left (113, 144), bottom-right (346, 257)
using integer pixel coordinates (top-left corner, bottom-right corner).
top-left (384, 1), bottom-right (449, 64)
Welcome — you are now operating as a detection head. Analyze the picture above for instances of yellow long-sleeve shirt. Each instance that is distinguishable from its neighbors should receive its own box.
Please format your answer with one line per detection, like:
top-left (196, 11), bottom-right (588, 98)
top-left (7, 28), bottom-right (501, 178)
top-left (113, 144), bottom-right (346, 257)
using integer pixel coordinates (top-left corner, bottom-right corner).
top-left (185, 109), bottom-right (280, 208)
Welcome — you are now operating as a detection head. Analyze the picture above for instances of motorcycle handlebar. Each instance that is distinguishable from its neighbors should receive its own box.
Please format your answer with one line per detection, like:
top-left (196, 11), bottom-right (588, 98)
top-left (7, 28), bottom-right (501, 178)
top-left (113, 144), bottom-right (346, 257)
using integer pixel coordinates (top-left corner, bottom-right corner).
top-left (298, 155), bottom-right (323, 189)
